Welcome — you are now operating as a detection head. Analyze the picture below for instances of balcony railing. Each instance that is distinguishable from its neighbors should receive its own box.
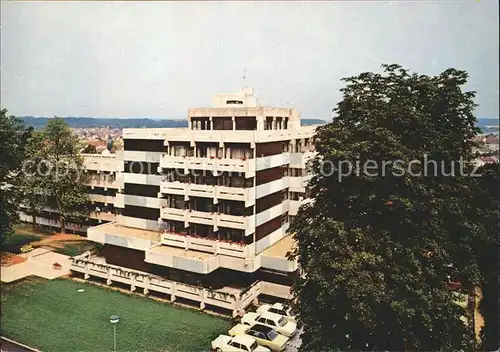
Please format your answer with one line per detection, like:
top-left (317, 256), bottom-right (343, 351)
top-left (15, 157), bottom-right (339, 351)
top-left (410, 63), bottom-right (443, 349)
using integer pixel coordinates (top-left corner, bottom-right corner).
top-left (70, 252), bottom-right (261, 316)
top-left (159, 155), bottom-right (251, 175)
top-left (160, 181), bottom-right (255, 206)
top-left (160, 207), bottom-right (254, 234)
top-left (160, 232), bottom-right (255, 259)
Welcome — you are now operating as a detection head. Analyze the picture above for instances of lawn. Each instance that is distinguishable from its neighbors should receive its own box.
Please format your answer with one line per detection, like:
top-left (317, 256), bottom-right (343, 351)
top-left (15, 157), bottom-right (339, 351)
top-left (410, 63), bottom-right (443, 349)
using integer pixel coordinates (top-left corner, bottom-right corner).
top-left (1, 278), bottom-right (230, 352)
top-left (1, 232), bottom-right (42, 253)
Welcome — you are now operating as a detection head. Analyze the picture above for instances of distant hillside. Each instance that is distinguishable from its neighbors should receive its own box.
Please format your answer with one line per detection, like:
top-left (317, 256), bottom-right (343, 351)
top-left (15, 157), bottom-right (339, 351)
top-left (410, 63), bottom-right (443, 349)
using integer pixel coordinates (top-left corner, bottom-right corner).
top-left (21, 117), bottom-right (188, 129)
top-left (21, 116), bottom-right (326, 129)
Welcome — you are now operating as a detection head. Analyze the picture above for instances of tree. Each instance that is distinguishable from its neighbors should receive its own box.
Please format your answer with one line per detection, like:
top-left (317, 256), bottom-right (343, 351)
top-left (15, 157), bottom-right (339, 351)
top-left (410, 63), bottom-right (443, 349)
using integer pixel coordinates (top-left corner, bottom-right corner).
top-left (289, 64), bottom-right (484, 351)
top-left (472, 163), bottom-right (499, 350)
top-left (20, 132), bottom-right (48, 228)
top-left (0, 109), bottom-right (32, 243)
top-left (82, 143), bottom-right (97, 154)
top-left (34, 118), bottom-right (90, 234)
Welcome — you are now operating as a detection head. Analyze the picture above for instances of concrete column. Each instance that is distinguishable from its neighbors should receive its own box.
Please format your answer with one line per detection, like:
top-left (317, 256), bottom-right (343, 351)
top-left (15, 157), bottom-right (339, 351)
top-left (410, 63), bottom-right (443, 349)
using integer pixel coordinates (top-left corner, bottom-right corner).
top-left (130, 274), bottom-right (136, 292)
top-left (143, 276), bottom-right (150, 295)
top-left (232, 116), bottom-right (236, 130)
top-left (209, 116), bottom-right (213, 130)
top-left (256, 116), bottom-right (264, 130)
top-left (106, 267), bottom-right (112, 285)
top-left (200, 289), bottom-right (207, 310)
top-left (84, 263), bottom-right (90, 280)
top-left (171, 282), bottom-right (177, 302)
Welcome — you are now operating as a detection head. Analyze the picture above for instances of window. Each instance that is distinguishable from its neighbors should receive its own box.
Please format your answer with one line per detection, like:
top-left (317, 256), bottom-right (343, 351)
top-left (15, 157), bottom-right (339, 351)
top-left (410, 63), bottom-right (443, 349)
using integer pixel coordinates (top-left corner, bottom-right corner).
top-left (265, 117), bottom-right (273, 130)
top-left (249, 341), bottom-right (259, 351)
top-left (266, 319), bottom-right (276, 326)
top-left (278, 317), bottom-right (287, 327)
top-left (257, 317), bottom-right (266, 324)
top-left (229, 341), bottom-right (241, 349)
top-left (266, 330), bottom-right (278, 340)
top-left (227, 100), bottom-right (243, 104)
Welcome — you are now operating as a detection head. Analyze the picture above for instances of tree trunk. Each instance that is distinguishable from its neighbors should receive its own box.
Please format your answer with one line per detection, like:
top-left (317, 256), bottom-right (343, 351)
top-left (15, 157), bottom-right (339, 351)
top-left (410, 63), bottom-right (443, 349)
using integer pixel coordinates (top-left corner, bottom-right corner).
top-left (467, 286), bottom-right (476, 348)
top-left (60, 218), bottom-right (66, 234)
top-left (32, 214), bottom-right (37, 229)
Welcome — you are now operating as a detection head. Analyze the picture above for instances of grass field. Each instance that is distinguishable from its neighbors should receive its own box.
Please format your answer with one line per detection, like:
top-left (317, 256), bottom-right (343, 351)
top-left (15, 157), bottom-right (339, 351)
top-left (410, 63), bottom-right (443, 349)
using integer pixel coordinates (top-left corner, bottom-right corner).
top-left (1, 232), bottom-right (42, 253)
top-left (1, 278), bottom-right (230, 352)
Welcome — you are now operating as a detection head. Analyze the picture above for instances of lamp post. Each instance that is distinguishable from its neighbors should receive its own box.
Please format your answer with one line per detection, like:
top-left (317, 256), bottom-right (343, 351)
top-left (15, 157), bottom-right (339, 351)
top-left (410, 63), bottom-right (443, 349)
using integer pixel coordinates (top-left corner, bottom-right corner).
top-left (109, 315), bottom-right (120, 352)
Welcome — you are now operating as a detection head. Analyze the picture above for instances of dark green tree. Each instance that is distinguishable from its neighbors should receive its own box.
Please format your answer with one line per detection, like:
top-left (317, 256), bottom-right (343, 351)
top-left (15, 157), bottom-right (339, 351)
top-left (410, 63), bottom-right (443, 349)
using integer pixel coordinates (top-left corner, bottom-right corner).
top-left (0, 109), bottom-right (32, 243)
top-left (20, 132), bottom-right (48, 228)
top-left (82, 143), bottom-right (97, 154)
top-left (472, 163), bottom-right (499, 350)
top-left (289, 64), bottom-right (483, 351)
top-left (35, 118), bottom-right (90, 233)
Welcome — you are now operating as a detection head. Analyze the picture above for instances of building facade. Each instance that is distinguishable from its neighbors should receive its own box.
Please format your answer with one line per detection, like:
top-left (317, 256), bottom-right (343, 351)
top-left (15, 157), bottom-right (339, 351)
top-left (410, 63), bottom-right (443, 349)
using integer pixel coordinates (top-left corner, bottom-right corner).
top-left (30, 88), bottom-right (317, 316)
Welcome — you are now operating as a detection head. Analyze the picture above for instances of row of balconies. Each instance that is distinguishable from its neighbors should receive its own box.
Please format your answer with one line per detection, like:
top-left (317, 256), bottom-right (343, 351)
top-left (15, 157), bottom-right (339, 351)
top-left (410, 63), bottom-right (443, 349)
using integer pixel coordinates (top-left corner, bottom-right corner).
top-left (159, 182), bottom-right (256, 207)
top-left (160, 232), bottom-right (256, 259)
top-left (160, 207), bottom-right (255, 235)
top-left (82, 152), bottom-right (124, 173)
top-left (162, 127), bottom-right (316, 144)
top-left (86, 176), bottom-right (123, 191)
top-left (89, 194), bottom-right (117, 205)
top-left (160, 200), bottom-right (290, 236)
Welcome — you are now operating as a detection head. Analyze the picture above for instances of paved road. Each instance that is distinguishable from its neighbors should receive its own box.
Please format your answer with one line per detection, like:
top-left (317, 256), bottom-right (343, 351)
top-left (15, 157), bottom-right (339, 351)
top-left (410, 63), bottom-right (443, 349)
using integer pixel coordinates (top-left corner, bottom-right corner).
top-left (0, 338), bottom-right (32, 352)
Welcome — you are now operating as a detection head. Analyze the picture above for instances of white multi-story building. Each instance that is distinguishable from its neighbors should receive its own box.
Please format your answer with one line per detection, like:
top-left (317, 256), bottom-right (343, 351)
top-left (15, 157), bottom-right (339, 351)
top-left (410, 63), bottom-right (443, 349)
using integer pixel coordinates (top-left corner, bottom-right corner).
top-left (66, 88), bottom-right (316, 316)
top-left (18, 150), bottom-right (123, 232)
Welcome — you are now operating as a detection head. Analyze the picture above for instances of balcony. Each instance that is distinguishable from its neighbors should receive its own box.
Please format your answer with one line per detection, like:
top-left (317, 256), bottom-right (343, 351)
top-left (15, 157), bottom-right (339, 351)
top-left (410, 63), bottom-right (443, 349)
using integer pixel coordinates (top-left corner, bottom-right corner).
top-left (123, 151), bottom-right (163, 163)
top-left (145, 245), bottom-right (220, 274)
top-left (114, 193), bottom-right (124, 208)
top-left (289, 200), bottom-right (300, 216)
top-left (160, 155), bottom-right (252, 176)
top-left (160, 181), bottom-right (255, 207)
top-left (90, 194), bottom-right (116, 205)
top-left (89, 212), bottom-right (117, 222)
top-left (289, 151), bottom-right (316, 168)
top-left (87, 222), bottom-right (160, 250)
top-left (261, 235), bottom-right (298, 273)
top-left (160, 207), bottom-right (255, 235)
top-left (83, 153), bottom-right (123, 172)
top-left (162, 127), bottom-right (316, 145)
top-left (87, 177), bottom-right (122, 191)
top-left (160, 232), bottom-right (255, 259)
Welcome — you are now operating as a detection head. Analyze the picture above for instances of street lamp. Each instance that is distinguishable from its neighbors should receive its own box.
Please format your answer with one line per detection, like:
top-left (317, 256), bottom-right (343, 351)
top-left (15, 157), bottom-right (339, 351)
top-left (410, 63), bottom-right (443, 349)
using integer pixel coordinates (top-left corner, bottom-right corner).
top-left (109, 315), bottom-right (120, 352)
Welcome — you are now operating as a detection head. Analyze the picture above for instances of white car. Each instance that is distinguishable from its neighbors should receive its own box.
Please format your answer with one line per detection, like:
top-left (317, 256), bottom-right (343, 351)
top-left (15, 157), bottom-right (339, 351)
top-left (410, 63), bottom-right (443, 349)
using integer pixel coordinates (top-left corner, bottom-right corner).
top-left (211, 334), bottom-right (270, 352)
top-left (241, 311), bottom-right (297, 338)
top-left (256, 303), bottom-right (297, 323)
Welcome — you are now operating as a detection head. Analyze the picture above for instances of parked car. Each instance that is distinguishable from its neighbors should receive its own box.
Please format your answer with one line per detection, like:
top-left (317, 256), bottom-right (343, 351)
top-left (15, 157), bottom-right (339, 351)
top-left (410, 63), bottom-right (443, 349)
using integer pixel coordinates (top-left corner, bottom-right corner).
top-left (241, 311), bottom-right (297, 338)
top-left (211, 334), bottom-right (270, 352)
top-left (229, 323), bottom-right (289, 352)
top-left (256, 303), bottom-right (297, 323)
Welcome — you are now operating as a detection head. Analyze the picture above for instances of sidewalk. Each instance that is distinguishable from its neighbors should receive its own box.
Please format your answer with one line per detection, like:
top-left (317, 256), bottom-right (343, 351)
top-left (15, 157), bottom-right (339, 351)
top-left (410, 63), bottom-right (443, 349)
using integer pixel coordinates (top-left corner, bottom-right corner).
top-left (1, 248), bottom-right (71, 283)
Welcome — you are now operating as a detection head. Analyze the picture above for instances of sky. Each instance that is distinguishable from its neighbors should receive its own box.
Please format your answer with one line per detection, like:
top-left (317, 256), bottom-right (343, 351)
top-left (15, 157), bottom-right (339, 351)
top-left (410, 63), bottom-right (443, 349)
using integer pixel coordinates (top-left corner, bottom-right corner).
top-left (1, 1), bottom-right (498, 119)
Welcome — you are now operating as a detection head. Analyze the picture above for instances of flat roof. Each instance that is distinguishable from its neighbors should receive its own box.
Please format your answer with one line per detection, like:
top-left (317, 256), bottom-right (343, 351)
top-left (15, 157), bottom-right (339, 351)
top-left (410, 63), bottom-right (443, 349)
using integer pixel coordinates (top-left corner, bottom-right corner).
top-left (261, 235), bottom-right (296, 258)
top-left (149, 245), bottom-right (216, 260)
top-left (93, 222), bottom-right (160, 242)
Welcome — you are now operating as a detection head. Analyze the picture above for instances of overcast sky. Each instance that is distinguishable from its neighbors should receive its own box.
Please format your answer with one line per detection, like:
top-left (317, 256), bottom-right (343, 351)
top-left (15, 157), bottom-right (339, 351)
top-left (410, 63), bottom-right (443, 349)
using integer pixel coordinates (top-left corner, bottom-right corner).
top-left (1, 1), bottom-right (498, 119)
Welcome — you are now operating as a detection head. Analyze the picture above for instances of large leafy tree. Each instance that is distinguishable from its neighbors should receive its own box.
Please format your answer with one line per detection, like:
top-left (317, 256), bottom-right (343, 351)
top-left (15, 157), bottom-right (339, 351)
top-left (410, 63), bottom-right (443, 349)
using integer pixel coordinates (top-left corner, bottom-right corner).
top-left (33, 118), bottom-right (90, 233)
top-left (20, 132), bottom-right (48, 228)
top-left (472, 163), bottom-right (499, 350)
top-left (289, 64), bottom-right (485, 351)
top-left (0, 109), bottom-right (32, 243)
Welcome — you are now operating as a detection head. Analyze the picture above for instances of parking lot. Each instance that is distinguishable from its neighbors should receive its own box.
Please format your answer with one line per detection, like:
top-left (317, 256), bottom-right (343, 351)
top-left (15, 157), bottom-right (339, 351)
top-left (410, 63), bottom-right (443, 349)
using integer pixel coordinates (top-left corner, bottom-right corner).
top-left (285, 328), bottom-right (302, 352)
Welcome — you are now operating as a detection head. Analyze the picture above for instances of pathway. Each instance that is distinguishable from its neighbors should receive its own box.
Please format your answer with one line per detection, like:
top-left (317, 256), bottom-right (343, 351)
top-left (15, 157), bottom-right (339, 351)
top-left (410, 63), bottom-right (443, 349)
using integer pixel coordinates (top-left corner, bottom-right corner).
top-left (1, 248), bottom-right (71, 283)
